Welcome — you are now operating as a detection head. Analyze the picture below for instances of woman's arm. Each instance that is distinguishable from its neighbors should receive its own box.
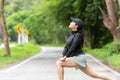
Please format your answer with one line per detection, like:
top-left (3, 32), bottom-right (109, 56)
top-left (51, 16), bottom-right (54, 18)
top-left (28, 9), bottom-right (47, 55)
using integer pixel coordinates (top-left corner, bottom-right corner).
top-left (62, 46), bottom-right (68, 57)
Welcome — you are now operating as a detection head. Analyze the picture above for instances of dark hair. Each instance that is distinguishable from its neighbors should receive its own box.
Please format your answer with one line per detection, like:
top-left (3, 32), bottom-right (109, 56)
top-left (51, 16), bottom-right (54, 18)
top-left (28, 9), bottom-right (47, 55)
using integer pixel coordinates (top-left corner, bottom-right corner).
top-left (78, 28), bottom-right (84, 48)
top-left (70, 17), bottom-right (83, 30)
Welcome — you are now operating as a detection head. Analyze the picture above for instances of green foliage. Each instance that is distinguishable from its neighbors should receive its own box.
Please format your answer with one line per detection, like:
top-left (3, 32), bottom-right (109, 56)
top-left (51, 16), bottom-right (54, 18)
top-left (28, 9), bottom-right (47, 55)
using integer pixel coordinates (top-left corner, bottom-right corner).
top-left (23, 0), bottom-right (70, 44)
top-left (83, 0), bottom-right (112, 47)
top-left (5, 0), bottom-right (113, 46)
top-left (84, 42), bottom-right (120, 69)
top-left (84, 42), bottom-right (120, 58)
top-left (6, 11), bottom-right (30, 41)
top-left (104, 42), bottom-right (120, 54)
top-left (5, 0), bottom-right (35, 17)
top-left (108, 54), bottom-right (120, 69)
top-left (83, 48), bottom-right (104, 58)
top-left (119, 11), bottom-right (120, 26)
top-left (0, 43), bottom-right (40, 67)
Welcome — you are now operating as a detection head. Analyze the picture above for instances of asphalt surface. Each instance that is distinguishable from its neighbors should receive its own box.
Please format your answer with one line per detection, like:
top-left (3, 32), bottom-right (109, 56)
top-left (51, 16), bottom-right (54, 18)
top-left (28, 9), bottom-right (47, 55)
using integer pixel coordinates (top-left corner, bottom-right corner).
top-left (0, 46), bottom-right (120, 80)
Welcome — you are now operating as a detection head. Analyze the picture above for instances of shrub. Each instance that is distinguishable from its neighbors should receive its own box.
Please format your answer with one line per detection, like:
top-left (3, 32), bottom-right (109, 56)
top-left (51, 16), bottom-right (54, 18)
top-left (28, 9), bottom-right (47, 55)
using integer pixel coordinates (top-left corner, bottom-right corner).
top-left (104, 42), bottom-right (120, 55)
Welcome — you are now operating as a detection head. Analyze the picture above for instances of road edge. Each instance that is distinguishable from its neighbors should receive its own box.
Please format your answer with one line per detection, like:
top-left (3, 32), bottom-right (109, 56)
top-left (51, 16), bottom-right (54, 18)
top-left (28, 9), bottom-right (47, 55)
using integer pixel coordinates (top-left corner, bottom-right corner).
top-left (86, 53), bottom-right (120, 76)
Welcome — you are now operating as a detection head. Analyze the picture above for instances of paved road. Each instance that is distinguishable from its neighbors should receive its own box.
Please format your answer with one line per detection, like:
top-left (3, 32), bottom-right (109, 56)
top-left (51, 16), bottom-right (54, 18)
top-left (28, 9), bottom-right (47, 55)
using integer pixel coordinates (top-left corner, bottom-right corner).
top-left (0, 46), bottom-right (120, 80)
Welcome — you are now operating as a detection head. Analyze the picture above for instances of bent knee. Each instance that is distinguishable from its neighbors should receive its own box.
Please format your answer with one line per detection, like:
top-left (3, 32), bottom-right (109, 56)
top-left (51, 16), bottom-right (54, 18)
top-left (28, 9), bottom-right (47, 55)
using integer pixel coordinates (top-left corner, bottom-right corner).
top-left (56, 60), bottom-right (63, 66)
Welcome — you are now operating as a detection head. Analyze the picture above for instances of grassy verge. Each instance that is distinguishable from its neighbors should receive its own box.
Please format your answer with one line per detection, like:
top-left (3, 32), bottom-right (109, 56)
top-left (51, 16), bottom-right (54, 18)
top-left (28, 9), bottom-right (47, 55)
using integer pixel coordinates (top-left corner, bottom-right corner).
top-left (0, 43), bottom-right (40, 68)
top-left (83, 44), bottom-right (120, 70)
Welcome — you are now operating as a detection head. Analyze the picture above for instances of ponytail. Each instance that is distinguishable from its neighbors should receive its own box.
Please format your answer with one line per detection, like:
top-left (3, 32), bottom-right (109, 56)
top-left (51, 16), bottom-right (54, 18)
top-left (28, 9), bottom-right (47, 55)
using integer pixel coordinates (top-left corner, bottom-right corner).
top-left (78, 28), bottom-right (84, 48)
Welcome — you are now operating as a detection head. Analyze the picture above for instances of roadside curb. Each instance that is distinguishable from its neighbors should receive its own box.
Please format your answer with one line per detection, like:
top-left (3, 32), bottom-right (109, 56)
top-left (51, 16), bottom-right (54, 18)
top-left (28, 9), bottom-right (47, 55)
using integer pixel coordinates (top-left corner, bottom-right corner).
top-left (86, 53), bottom-right (120, 76)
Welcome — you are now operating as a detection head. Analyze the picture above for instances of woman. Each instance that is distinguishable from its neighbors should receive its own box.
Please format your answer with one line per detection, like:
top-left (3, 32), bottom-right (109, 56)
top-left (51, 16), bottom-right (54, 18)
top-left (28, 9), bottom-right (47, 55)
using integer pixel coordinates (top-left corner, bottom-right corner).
top-left (56, 17), bottom-right (114, 80)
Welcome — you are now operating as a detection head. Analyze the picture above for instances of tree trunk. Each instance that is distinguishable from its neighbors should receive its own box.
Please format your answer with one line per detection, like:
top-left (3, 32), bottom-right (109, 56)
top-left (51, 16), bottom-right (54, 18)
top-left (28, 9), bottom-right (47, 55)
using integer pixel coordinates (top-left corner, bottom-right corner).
top-left (99, 0), bottom-right (119, 41)
top-left (0, 0), bottom-right (10, 56)
top-left (55, 34), bottom-right (59, 45)
top-left (88, 27), bottom-right (92, 48)
top-left (118, 0), bottom-right (120, 8)
top-left (105, 0), bottom-right (118, 26)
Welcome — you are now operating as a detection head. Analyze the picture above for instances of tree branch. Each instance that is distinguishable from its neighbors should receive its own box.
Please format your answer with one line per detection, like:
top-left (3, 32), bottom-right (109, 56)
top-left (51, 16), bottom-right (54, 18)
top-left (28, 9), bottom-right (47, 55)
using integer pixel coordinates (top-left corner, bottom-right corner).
top-left (98, 6), bottom-right (107, 18)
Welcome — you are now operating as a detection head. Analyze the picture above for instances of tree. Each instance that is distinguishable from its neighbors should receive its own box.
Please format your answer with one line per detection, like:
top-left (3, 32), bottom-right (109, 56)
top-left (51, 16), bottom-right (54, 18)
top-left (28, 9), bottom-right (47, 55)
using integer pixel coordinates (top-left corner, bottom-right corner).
top-left (118, 0), bottom-right (120, 8)
top-left (5, 0), bottom-right (114, 47)
top-left (0, 0), bottom-right (10, 56)
top-left (99, 0), bottom-right (119, 41)
top-left (6, 11), bottom-right (29, 41)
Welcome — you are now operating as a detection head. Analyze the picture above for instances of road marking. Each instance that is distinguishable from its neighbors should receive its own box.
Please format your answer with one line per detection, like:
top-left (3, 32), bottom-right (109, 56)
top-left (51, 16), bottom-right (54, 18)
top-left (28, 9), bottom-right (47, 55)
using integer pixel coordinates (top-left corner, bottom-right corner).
top-left (0, 46), bottom-right (119, 76)
top-left (0, 48), bottom-right (45, 73)
top-left (86, 54), bottom-right (120, 76)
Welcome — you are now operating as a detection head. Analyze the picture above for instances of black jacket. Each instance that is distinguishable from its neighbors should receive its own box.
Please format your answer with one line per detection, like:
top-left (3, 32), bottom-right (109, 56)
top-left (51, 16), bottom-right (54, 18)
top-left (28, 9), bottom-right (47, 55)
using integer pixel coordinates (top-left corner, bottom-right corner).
top-left (62, 31), bottom-right (84, 57)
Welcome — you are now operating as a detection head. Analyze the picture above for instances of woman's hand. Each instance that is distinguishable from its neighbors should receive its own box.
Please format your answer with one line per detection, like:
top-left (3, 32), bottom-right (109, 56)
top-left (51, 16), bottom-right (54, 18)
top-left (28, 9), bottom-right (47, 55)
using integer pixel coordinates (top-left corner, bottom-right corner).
top-left (59, 56), bottom-right (67, 62)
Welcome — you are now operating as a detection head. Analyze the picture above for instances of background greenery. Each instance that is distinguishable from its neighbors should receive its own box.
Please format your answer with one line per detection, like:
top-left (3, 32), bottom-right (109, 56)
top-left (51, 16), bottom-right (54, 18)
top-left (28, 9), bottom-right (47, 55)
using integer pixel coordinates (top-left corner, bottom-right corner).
top-left (5, 0), bottom-right (114, 47)
top-left (84, 42), bottom-right (120, 70)
top-left (2, 0), bottom-right (120, 70)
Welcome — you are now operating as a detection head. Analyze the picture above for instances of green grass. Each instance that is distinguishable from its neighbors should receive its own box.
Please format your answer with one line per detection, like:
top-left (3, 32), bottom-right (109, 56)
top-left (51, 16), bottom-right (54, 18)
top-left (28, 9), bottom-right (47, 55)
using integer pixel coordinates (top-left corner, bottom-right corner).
top-left (108, 54), bottom-right (120, 69)
top-left (84, 48), bottom-right (105, 58)
top-left (0, 43), bottom-right (40, 68)
top-left (83, 45), bottom-right (120, 70)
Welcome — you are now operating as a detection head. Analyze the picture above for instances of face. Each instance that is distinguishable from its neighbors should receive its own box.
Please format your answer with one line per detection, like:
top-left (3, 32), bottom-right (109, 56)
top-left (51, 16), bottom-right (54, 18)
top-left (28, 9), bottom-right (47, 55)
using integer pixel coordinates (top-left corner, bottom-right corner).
top-left (69, 21), bottom-right (78, 30)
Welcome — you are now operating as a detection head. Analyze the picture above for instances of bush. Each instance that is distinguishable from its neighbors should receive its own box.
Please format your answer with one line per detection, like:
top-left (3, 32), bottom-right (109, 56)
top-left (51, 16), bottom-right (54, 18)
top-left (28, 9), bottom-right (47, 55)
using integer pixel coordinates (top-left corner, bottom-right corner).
top-left (104, 42), bottom-right (120, 55)
top-left (84, 42), bottom-right (120, 70)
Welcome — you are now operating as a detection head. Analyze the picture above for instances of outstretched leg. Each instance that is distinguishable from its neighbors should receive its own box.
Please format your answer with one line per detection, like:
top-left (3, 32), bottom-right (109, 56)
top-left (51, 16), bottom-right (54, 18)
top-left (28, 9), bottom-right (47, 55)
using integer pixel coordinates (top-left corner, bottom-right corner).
top-left (80, 65), bottom-right (114, 80)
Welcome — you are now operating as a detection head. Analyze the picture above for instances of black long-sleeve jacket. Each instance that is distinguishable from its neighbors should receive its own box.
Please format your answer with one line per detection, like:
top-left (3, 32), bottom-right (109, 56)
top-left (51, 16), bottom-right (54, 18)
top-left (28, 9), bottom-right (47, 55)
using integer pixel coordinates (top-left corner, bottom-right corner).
top-left (62, 31), bottom-right (84, 57)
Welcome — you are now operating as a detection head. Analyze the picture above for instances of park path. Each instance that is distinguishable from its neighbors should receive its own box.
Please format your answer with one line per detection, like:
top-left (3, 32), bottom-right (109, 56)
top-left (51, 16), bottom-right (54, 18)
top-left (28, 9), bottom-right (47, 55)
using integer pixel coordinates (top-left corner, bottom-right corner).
top-left (0, 46), bottom-right (120, 80)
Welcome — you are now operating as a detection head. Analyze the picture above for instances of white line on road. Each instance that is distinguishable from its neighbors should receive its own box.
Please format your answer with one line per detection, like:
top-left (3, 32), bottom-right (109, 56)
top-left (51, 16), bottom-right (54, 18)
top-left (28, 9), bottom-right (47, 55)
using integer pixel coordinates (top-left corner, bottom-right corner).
top-left (0, 47), bottom-right (120, 77)
top-left (86, 54), bottom-right (120, 76)
top-left (0, 48), bottom-right (45, 73)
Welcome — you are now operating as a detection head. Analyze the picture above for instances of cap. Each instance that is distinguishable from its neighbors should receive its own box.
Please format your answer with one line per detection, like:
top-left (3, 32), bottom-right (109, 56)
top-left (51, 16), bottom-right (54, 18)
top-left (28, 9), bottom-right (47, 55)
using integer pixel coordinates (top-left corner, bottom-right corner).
top-left (70, 17), bottom-right (83, 29)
